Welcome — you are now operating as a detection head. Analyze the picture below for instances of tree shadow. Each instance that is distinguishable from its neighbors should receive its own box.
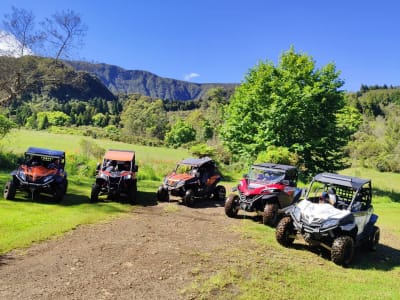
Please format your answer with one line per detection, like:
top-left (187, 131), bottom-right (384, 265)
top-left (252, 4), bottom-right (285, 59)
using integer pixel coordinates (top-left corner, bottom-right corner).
top-left (373, 187), bottom-right (400, 203)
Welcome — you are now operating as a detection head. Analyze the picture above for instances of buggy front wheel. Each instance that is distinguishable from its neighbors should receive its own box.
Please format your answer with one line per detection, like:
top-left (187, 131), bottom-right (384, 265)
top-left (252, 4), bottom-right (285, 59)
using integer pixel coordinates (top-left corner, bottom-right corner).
top-left (331, 236), bottom-right (354, 266)
top-left (90, 184), bottom-right (100, 203)
top-left (224, 194), bottom-right (239, 217)
top-left (184, 189), bottom-right (195, 207)
top-left (263, 202), bottom-right (278, 226)
top-left (213, 185), bottom-right (226, 201)
top-left (276, 216), bottom-right (296, 247)
top-left (4, 180), bottom-right (16, 200)
top-left (157, 186), bottom-right (169, 202)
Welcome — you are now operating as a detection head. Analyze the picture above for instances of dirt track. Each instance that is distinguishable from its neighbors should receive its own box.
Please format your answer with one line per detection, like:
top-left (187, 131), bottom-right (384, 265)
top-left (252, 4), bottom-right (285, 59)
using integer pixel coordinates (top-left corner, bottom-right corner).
top-left (0, 200), bottom-right (249, 300)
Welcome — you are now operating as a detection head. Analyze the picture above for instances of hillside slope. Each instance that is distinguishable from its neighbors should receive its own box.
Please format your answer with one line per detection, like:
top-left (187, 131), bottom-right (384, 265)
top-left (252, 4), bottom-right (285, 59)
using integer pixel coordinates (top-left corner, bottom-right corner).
top-left (66, 60), bottom-right (237, 101)
top-left (0, 56), bottom-right (116, 103)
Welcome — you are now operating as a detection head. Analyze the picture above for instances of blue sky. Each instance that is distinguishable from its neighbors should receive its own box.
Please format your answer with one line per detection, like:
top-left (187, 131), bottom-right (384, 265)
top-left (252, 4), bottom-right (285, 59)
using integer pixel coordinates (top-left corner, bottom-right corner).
top-left (0, 0), bottom-right (399, 91)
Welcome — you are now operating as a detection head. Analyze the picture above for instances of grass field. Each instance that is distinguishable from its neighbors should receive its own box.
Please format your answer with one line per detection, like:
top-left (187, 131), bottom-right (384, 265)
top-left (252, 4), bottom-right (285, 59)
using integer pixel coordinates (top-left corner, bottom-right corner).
top-left (1, 129), bottom-right (400, 299)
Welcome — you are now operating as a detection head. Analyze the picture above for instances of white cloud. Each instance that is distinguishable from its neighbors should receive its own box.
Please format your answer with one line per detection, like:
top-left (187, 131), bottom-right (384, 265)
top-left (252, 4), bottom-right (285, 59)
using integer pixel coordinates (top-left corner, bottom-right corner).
top-left (184, 72), bottom-right (200, 81)
top-left (0, 30), bottom-right (34, 57)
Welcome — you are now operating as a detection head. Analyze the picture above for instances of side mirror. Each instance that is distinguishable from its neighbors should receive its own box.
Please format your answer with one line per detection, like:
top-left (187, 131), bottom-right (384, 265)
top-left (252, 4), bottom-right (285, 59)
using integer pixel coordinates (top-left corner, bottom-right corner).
top-left (133, 165), bottom-right (139, 172)
top-left (281, 179), bottom-right (290, 186)
top-left (243, 174), bottom-right (248, 179)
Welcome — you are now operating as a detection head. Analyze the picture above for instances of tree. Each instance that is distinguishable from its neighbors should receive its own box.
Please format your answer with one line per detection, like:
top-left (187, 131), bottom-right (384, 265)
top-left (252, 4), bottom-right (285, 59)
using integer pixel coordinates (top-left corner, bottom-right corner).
top-left (2, 6), bottom-right (43, 56)
top-left (120, 97), bottom-right (168, 141)
top-left (221, 48), bottom-right (346, 173)
top-left (0, 115), bottom-right (15, 137)
top-left (41, 9), bottom-right (87, 61)
top-left (165, 119), bottom-right (196, 147)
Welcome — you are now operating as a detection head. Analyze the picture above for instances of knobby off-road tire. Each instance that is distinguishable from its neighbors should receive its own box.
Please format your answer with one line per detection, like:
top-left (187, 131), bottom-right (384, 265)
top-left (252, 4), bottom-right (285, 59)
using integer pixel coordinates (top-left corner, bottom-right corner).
top-left (276, 216), bottom-right (296, 247)
top-left (263, 202), bottom-right (278, 226)
top-left (54, 184), bottom-right (65, 202)
top-left (184, 189), bottom-right (195, 207)
top-left (129, 181), bottom-right (137, 205)
top-left (157, 186), bottom-right (169, 202)
top-left (63, 179), bottom-right (68, 194)
top-left (213, 185), bottom-right (226, 201)
top-left (4, 180), bottom-right (16, 200)
top-left (224, 194), bottom-right (239, 217)
top-left (90, 184), bottom-right (101, 203)
top-left (366, 226), bottom-right (380, 251)
top-left (331, 235), bottom-right (355, 266)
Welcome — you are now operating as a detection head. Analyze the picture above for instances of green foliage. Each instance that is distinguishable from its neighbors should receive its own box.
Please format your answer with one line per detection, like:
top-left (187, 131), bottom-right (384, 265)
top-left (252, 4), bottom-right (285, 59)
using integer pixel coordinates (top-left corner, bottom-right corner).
top-left (347, 104), bottom-right (400, 172)
top-left (79, 139), bottom-right (105, 161)
top-left (190, 143), bottom-right (215, 158)
top-left (36, 111), bottom-right (71, 128)
top-left (0, 147), bottom-right (20, 170)
top-left (120, 96), bottom-right (168, 142)
top-left (255, 146), bottom-right (299, 166)
top-left (221, 47), bottom-right (346, 173)
top-left (165, 119), bottom-right (196, 147)
top-left (92, 112), bottom-right (107, 127)
top-left (0, 114), bottom-right (16, 137)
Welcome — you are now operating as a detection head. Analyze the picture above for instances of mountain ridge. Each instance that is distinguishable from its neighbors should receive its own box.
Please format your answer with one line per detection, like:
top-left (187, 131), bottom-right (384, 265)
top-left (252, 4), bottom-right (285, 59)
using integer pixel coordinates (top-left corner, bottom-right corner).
top-left (66, 60), bottom-right (237, 101)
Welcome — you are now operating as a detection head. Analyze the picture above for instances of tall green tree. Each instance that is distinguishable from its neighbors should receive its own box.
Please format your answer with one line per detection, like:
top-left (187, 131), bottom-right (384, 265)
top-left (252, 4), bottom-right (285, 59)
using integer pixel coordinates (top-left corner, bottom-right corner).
top-left (221, 48), bottom-right (346, 173)
top-left (0, 115), bottom-right (15, 137)
top-left (120, 97), bottom-right (168, 141)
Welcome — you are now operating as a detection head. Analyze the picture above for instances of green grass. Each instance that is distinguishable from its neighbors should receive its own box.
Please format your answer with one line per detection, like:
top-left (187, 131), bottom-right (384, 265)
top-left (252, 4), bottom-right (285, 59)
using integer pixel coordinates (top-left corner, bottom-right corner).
top-left (185, 167), bottom-right (400, 300)
top-left (1, 128), bottom-right (190, 179)
top-left (1, 129), bottom-right (400, 299)
top-left (0, 173), bottom-right (134, 254)
top-left (0, 129), bottom-right (188, 254)
top-left (187, 218), bottom-right (400, 300)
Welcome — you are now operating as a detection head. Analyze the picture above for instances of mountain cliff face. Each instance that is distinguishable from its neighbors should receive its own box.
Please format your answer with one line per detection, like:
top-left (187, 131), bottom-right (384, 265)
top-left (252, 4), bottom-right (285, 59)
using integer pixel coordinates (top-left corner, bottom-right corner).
top-left (66, 61), bottom-right (237, 101)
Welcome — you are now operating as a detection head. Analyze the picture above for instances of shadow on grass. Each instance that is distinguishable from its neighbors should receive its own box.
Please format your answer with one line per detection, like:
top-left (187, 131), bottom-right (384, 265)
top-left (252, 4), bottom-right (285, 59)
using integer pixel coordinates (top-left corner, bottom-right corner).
top-left (289, 242), bottom-right (400, 271)
top-left (373, 187), bottom-right (400, 203)
top-left (4, 189), bottom-right (158, 208)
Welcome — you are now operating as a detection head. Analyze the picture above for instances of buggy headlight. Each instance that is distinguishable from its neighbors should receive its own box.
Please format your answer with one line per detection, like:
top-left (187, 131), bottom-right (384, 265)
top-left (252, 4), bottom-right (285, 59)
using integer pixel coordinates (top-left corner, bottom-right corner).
top-left (124, 174), bottom-right (132, 180)
top-left (43, 176), bottom-right (54, 183)
top-left (18, 170), bottom-right (26, 181)
top-left (100, 173), bottom-right (108, 180)
top-left (321, 219), bottom-right (339, 229)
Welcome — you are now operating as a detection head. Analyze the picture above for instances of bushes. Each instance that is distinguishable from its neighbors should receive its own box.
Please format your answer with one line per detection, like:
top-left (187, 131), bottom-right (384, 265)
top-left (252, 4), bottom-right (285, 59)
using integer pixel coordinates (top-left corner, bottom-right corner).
top-left (0, 148), bottom-right (20, 170)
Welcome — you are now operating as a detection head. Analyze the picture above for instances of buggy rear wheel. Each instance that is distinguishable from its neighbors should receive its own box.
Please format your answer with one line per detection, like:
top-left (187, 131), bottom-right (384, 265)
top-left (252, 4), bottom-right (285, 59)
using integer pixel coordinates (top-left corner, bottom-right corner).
top-left (224, 194), bottom-right (239, 217)
top-left (183, 189), bottom-right (195, 207)
top-left (54, 185), bottom-right (64, 202)
top-left (276, 216), bottom-right (296, 247)
top-left (366, 226), bottom-right (380, 251)
top-left (63, 179), bottom-right (68, 194)
top-left (129, 181), bottom-right (137, 205)
top-left (213, 185), bottom-right (226, 201)
top-left (263, 202), bottom-right (278, 226)
top-left (331, 236), bottom-right (354, 266)
top-left (4, 180), bottom-right (16, 200)
top-left (157, 186), bottom-right (169, 202)
top-left (90, 184), bottom-right (100, 203)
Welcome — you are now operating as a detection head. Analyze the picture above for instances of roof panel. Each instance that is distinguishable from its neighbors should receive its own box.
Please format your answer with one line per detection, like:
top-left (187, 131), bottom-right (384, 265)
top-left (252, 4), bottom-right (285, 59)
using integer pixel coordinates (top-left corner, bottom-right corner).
top-left (104, 149), bottom-right (135, 161)
top-left (26, 147), bottom-right (65, 157)
top-left (313, 173), bottom-right (370, 190)
top-left (179, 157), bottom-right (213, 167)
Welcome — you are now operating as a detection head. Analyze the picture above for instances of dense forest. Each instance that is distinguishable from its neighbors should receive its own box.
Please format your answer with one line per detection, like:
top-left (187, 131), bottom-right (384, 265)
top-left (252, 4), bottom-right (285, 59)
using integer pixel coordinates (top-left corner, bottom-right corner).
top-left (1, 52), bottom-right (399, 174)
